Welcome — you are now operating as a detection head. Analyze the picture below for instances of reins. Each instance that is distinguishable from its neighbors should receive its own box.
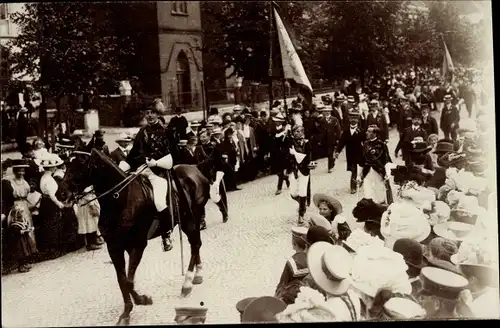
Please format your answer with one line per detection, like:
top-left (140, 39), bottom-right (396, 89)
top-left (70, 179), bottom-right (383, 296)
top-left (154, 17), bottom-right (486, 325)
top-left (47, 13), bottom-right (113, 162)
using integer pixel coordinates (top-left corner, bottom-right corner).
top-left (79, 163), bottom-right (147, 206)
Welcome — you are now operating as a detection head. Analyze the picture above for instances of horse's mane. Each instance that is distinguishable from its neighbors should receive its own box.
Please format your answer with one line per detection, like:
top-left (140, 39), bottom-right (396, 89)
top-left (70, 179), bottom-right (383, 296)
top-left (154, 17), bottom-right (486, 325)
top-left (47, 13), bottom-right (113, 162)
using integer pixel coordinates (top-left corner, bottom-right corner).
top-left (91, 148), bottom-right (127, 179)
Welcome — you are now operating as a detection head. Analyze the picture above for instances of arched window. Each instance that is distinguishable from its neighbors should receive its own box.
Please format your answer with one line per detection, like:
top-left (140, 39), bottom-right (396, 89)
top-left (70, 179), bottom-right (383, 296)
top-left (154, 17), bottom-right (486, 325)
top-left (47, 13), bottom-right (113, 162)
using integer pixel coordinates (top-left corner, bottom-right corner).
top-left (176, 51), bottom-right (191, 108)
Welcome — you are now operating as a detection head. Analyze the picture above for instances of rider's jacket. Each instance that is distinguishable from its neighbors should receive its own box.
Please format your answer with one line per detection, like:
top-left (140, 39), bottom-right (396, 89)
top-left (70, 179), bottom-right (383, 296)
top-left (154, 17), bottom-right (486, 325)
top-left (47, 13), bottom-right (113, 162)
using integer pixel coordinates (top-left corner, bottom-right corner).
top-left (127, 121), bottom-right (171, 174)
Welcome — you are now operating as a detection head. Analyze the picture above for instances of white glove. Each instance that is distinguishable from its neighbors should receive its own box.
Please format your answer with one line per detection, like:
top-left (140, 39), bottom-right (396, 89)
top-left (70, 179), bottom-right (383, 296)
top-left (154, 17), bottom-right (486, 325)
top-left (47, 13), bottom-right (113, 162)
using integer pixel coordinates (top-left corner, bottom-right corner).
top-left (118, 161), bottom-right (131, 172)
top-left (156, 154), bottom-right (173, 169)
top-left (209, 183), bottom-right (221, 203)
top-left (146, 158), bottom-right (157, 167)
top-left (289, 147), bottom-right (296, 155)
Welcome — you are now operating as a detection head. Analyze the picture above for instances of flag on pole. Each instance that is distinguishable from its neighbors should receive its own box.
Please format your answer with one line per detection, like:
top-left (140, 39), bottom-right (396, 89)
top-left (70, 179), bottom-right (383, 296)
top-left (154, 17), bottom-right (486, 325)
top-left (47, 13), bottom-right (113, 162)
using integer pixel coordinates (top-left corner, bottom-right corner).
top-left (273, 6), bottom-right (313, 106)
top-left (441, 38), bottom-right (455, 83)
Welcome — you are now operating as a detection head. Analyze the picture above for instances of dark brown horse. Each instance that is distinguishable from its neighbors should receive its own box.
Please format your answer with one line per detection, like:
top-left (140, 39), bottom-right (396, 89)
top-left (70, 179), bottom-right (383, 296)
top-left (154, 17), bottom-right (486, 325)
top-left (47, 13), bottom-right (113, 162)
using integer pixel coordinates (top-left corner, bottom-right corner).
top-left (57, 149), bottom-right (223, 325)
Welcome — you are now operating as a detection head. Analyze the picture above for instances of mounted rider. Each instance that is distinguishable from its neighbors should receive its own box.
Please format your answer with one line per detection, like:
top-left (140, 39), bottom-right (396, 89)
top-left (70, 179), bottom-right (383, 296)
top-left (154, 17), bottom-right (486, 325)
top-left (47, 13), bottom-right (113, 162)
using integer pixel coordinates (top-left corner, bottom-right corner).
top-left (118, 102), bottom-right (174, 251)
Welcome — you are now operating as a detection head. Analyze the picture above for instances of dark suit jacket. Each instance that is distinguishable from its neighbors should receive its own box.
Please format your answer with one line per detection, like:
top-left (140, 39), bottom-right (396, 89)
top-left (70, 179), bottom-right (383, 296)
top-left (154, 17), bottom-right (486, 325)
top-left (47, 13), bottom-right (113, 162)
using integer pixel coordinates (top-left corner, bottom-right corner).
top-left (366, 113), bottom-right (389, 141)
top-left (440, 104), bottom-right (460, 131)
top-left (321, 115), bottom-right (342, 150)
top-left (331, 105), bottom-right (348, 129)
top-left (337, 125), bottom-right (366, 170)
top-left (110, 147), bottom-right (128, 165)
top-left (395, 126), bottom-right (428, 161)
top-left (179, 147), bottom-right (198, 165)
top-left (168, 115), bottom-right (188, 140)
top-left (421, 116), bottom-right (438, 136)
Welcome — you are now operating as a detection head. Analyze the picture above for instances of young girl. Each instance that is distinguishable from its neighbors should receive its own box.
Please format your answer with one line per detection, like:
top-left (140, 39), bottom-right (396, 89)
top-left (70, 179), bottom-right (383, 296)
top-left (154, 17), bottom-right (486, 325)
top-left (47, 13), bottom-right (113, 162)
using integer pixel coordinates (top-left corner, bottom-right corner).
top-left (75, 186), bottom-right (103, 251)
top-left (312, 193), bottom-right (352, 243)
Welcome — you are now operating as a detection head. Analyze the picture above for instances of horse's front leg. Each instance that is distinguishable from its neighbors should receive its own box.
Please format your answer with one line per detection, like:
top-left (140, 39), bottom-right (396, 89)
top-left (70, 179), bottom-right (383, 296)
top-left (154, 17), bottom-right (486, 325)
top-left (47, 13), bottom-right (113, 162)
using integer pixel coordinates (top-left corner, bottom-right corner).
top-left (127, 247), bottom-right (153, 306)
top-left (108, 247), bottom-right (133, 326)
top-left (181, 221), bottom-right (202, 296)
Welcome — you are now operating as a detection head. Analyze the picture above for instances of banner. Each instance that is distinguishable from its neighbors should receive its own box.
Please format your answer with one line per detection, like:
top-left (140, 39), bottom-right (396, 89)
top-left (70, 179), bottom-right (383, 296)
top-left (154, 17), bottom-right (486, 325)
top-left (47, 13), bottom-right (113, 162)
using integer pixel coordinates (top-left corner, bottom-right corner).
top-left (273, 7), bottom-right (313, 106)
top-left (441, 39), bottom-right (455, 83)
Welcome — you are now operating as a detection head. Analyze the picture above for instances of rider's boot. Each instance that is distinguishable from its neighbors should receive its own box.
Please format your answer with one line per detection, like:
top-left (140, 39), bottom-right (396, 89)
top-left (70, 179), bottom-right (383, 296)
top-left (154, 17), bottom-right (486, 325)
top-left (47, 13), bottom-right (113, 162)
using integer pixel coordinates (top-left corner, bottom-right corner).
top-left (159, 208), bottom-right (173, 252)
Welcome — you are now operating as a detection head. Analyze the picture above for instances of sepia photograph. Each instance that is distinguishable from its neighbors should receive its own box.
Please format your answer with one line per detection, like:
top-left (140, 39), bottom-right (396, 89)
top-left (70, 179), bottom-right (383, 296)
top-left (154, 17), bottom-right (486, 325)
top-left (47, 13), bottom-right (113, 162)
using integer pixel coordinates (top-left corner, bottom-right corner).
top-left (0, 0), bottom-right (497, 326)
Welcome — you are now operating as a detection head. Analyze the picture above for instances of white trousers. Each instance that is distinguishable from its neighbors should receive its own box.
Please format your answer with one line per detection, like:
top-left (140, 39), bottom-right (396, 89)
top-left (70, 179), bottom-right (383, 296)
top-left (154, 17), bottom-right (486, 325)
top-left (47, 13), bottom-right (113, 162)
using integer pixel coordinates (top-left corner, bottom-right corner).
top-left (289, 171), bottom-right (309, 198)
top-left (363, 169), bottom-right (386, 204)
top-left (141, 167), bottom-right (168, 212)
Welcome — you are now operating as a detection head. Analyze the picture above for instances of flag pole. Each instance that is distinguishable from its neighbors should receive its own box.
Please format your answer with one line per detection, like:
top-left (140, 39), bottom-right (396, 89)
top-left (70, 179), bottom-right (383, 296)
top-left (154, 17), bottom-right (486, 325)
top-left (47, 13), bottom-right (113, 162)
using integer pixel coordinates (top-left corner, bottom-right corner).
top-left (268, 1), bottom-right (274, 112)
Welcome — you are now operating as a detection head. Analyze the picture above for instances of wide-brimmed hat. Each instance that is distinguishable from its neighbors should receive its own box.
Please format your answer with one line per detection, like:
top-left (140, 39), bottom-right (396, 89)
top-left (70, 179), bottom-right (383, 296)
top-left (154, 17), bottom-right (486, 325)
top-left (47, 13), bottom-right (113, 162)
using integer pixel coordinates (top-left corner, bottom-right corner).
top-left (236, 297), bottom-right (258, 315)
top-left (392, 238), bottom-right (429, 269)
top-left (347, 108), bottom-right (360, 117)
top-left (335, 95), bottom-right (346, 102)
top-left (10, 159), bottom-right (29, 169)
top-left (380, 203), bottom-right (431, 249)
top-left (241, 296), bottom-right (287, 323)
top-left (308, 213), bottom-right (332, 233)
top-left (272, 112), bottom-right (286, 122)
top-left (347, 96), bottom-right (355, 103)
top-left (211, 127), bottom-right (223, 135)
top-left (382, 297), bottom-right (427, 319)
top-left (233, 105), bottom-right (244, 112)
top-left (432, 221), bottom-right (475, 241)
top-left (312, 193), bottom-right (342, 215)
top-left (450, 209), bottom-right (478, 226)
top-left (443, 94), bottom-right (453, 101)
top-left (409, 141), bottom-right (432, 154)
top-left (190, 120), bottom-right (201, 127)
top-left (116, 132), bottom-right (133, 143)
top-left (307, 242), bottom-right (353, 296)
top-left (178, 139), bottom-right (188, 147)
top-left (37, 155), bottom-right (64, 168)
top-left (71, 129), bottom-right (84, 137)
top-left (56, 138), bottom-right (75, 149)
top-left (437, 152), bottom-right (468, 169)
top-left (419, 267), bottom-right (468, 300)
top-left (207, 115), bottom-right (223, 125)
top-left (434, 141), bottom-right (455, 155)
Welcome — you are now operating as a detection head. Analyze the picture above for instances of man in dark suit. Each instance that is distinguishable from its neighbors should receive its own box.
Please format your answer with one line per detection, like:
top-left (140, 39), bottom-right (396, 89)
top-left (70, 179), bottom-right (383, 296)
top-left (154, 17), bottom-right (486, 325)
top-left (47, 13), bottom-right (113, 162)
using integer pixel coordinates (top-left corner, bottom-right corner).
top-left (440, 94), bottom-right (460, 141)
top-left (331, 95), bottom-right (348, 130)
top-left (167, 106), bottom-right (188, 142)
top-left (110, 133), bottom-right (134, 165)
top-left (179, 136), bottom-right (199, 165)
top-left (395, 114), bottom-right (428, 165)
top-left (220, 127), bottom-right (240, 191)
top-left (366, 100), bottom-right (389, 142)
top-left (420, 105), bottom-right (438, 136)
top-left (336, 109), bottom-right (366, 194)
top-left (319, 106), bottom-right (342, 173)
top-left (397, 96), bottom-right (413, 137)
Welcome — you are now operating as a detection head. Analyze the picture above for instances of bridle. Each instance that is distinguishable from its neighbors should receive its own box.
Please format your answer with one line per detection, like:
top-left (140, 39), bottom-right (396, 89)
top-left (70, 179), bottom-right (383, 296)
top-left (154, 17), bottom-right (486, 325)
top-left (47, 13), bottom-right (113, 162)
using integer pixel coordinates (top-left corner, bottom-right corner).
top-left (68, 151), bottom-right (147, 206)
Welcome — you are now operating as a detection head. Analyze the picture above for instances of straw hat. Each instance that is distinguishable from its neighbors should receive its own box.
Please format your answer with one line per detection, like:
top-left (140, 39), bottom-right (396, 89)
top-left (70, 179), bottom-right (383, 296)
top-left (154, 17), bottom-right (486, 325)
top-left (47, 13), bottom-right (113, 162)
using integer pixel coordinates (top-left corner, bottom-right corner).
top-left (312, 194), bottom-right (342, 215)
top-left (10, 159), bottom-right (29, 169)
top-left (307, 242), bottom-right (353, 296)
top-left (241, 297), bottom-right (287, 323)
top-left (382, 297), bottom-right (426, 319)
top-left (178, 140), bottom-right (188, 147)
top-left (432, 221), bottom-right (475, 241)
top-left (190, 120), bottom-right (201, 127)
top-left (308, 213), bottom-right (332, 233)
top-left (37, 155), bottom-right (64, 168)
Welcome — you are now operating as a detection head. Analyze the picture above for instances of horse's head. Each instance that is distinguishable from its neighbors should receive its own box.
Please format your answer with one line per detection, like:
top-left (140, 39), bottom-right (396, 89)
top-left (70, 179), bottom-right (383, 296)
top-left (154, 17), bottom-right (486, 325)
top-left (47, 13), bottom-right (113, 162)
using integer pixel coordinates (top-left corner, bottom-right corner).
top-left (56, 150), bottom-right (92, 203)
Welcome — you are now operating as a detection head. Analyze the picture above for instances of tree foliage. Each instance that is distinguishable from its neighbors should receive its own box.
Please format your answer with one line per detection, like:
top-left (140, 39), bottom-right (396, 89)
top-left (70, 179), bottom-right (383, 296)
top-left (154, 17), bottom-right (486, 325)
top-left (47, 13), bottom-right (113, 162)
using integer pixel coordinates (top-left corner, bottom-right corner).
top-left (8, 3), bottom-right (135, 101)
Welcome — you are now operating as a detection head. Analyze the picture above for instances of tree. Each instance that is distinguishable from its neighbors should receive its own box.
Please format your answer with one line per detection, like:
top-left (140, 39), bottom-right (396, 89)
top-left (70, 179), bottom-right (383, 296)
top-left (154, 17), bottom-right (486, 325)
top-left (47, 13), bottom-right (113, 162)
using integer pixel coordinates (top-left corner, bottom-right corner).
top-left (8, 3), bottom-right (135, 107)
top-left (201, 1), bottom-right (310, 82)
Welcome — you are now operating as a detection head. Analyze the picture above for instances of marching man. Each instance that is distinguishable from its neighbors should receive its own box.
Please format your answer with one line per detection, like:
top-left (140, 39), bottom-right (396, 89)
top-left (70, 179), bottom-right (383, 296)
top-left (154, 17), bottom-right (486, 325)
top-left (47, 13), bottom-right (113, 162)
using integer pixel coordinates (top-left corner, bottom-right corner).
top-left (287, 125), bottom-right (313, 225)
top-left (119, 103), bottom-right (174, 251)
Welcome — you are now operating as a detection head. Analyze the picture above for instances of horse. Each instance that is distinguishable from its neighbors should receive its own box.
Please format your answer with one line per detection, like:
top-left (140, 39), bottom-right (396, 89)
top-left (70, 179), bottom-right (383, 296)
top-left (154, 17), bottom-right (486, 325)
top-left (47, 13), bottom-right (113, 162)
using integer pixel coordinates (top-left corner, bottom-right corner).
top-left (57, 149), bottom-right (224, 325)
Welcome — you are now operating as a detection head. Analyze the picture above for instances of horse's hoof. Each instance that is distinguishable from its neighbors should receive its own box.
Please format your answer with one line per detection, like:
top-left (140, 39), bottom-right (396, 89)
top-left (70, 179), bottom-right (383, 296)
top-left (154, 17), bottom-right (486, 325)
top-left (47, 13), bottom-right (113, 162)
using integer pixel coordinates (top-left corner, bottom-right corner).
top-left (135, 295), bottom-right (153, 305)
top-left (193, 276), bottom-right (203, 285)
top-left (116, 316), bottom-right (130, 326)
top-left (181, 286), bottom-right (193, 297)
top-left (222, 216), bottom-right (228, 223)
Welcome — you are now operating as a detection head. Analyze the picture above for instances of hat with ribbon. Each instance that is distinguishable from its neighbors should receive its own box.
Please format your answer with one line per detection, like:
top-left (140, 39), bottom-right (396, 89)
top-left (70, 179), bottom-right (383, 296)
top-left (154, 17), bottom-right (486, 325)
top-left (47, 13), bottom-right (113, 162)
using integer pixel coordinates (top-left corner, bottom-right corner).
top-left (56, 138), bottom-right (75, 149)
top-left (381, 203), bottom-right (431, 249)
top-left (10, 159), bottom-right (29, 169)
top-left (71, 129), bottom-right (84, 137)
top-left (190, 120), bottom-right (201, 128)
top-left (336, 95), bottom-right (346, 102)
top-left (434, 141), bottom-right (455, 155)
top-left (178, 139), bottom-right (188, 147)
top-left (307, 242), bottom-right (353, 296)
top-left (241, 296), bottom-right (287, 323)
top-left (312, 193), bottom-right (342, 216)
top-left (443, 94), bottom-right (453, 101)
top-left (36, 154), bottom-right (64, 168)
top-left (292, 226), bottom-right (308, 248)
top-left (207, 115), bottom-right (223, 125)
top-left (233, 105), bottom-right (244, 113)
top-left (347, 96), bottom-right (355, 103)
top-left (432, 221), bottom-right (475, 241)
top-left (419, 267), bottom-right (468, 300)
top-left (409, 140), bottom-right (432, 154)
top-left (211, 127), bottom-right (223, 135)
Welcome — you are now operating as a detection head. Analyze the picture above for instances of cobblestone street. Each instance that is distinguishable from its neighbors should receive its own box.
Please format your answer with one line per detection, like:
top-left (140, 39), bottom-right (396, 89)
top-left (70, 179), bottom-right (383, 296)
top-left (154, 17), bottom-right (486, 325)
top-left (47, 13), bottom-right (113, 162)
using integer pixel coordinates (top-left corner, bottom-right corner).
top-left (1, 108), bottom-right (467, 327)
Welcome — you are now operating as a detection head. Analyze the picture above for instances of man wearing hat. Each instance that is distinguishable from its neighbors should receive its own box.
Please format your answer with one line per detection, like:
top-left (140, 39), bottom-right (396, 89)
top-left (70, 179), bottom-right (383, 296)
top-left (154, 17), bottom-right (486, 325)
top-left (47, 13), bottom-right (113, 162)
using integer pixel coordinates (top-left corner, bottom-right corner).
top-left (186, 121), bottom-right (201, 139)
top-left (397, 96), bottom-right (413, 137)
top-left (332, 95), bottom-right (348, 129)
top-left (179, 136), bottom-right (199, 165)
top-left (272, 112), bottom-right (291, 195)
top-left (395, 114), bottom-right (428, 165)
top-left (336, 108), bottom-right (366, 194)
top-left (110, 133), bottom-right (133, 165)
top-left (366, 100), bottom-right (388, 142)
top-left (88, 129), bottom-right (110, 156)
top-left (168, 106), bottom-right (188, 142)
top-left (420, 105), bottom-right (439, 136)
top-left (123, 103), bottom-right (175, 251)
top-left (320, 106), bottom-right (342, 173)
top-left (440, 95), bottom-right (460, 141)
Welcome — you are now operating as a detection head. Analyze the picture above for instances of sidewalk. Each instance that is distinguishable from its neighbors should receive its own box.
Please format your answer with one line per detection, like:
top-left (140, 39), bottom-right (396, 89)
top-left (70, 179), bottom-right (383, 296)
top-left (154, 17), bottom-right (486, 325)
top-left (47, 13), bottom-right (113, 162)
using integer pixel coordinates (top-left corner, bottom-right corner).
top-left (1, 90), bottom-right (335, 153)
